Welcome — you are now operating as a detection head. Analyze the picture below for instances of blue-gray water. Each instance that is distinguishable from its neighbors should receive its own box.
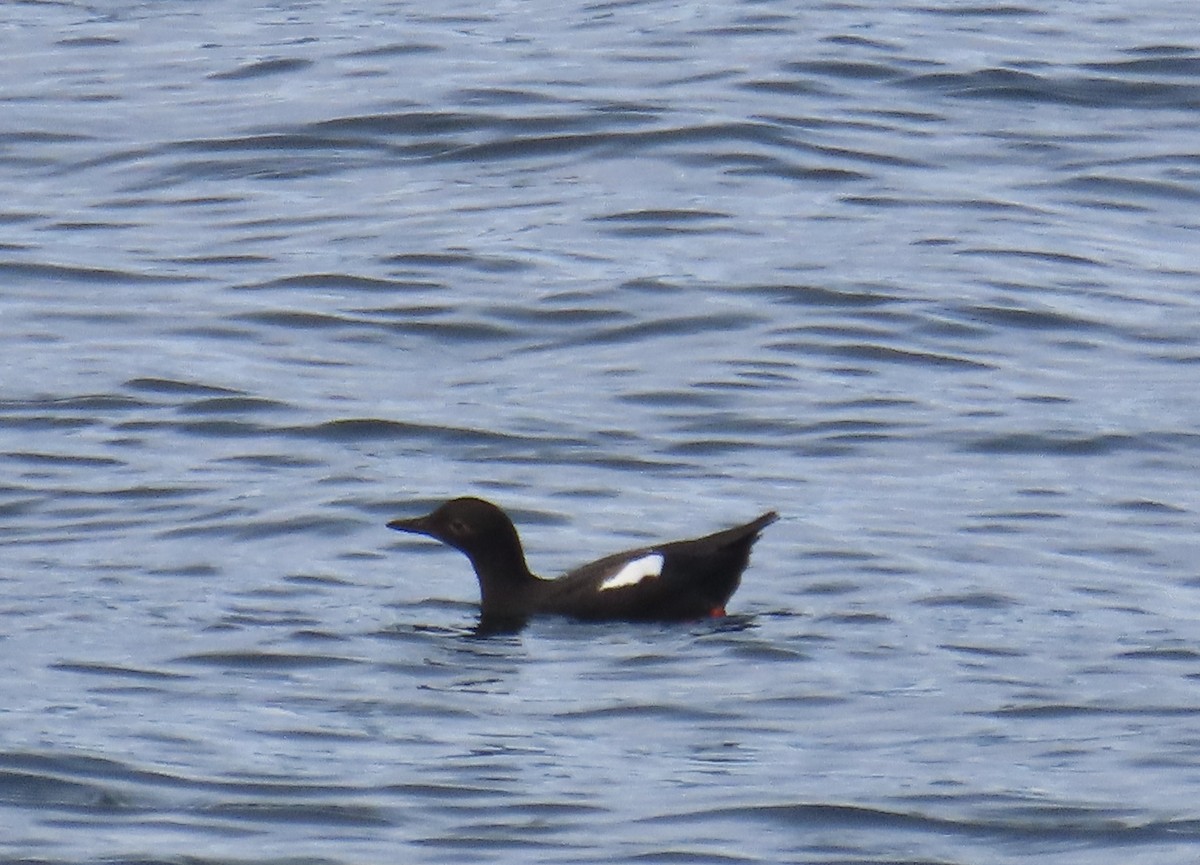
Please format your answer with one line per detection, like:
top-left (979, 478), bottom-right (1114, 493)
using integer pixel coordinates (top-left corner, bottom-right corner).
top-left (4, 1), bottom-right (1200, 862)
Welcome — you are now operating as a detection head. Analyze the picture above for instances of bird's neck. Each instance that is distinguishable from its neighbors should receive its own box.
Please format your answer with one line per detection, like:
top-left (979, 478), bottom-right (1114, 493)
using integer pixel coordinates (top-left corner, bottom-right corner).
top-left (471, 548), bottom-right (537, 615)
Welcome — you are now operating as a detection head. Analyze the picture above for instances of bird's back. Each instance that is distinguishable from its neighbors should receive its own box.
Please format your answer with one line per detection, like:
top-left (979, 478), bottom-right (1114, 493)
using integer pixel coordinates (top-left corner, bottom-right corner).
top-left (533, 511), bottom-right (778, 621)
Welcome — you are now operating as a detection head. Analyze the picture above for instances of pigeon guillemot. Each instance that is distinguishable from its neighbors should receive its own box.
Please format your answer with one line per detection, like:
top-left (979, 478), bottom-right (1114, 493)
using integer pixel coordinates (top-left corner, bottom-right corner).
top-left (387, 497), bottom-right (778, 633)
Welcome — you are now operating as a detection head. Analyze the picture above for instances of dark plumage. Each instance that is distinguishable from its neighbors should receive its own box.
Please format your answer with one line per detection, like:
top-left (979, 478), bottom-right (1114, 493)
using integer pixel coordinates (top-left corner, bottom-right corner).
top-left (387, 497), bottom-right (777, 633)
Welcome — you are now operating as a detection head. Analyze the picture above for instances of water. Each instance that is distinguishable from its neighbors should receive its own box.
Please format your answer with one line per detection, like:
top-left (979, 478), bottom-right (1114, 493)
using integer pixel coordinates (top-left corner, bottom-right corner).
top-left (4, 1), bottom-right (1200, 862)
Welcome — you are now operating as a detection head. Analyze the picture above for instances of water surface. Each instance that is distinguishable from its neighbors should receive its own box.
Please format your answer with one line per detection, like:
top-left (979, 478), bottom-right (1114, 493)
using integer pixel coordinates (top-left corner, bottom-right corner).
top-left (3, 1), bottom-right (1200, 862)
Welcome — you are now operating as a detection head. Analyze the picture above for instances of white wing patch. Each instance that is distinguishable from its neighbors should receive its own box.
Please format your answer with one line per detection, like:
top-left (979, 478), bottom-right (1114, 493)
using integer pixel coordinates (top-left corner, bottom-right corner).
top-left (598, 553), bottom-right (664, 591)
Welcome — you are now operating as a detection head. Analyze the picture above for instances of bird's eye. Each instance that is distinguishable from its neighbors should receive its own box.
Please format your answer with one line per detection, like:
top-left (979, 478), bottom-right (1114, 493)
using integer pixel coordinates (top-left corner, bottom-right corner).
top-left (448, 518), bottom-right (469, 536)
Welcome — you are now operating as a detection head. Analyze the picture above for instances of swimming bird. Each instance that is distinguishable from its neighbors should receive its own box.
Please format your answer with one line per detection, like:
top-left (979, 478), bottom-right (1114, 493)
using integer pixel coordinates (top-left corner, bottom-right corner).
top-left (387, 497), bottom-right (777, 633)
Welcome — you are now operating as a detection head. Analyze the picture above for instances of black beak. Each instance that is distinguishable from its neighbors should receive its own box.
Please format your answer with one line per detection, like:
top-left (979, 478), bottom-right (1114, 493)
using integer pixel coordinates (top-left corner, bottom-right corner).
top-left (387, 515), bottom-right (431, 535)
